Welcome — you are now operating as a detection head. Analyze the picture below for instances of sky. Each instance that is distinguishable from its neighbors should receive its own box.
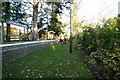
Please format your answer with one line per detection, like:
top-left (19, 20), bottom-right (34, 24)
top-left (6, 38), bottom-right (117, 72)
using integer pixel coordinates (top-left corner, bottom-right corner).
top-left (77, 0), bottom-right (120, 24)
top-left (61, 0), bottom-right (120, 35)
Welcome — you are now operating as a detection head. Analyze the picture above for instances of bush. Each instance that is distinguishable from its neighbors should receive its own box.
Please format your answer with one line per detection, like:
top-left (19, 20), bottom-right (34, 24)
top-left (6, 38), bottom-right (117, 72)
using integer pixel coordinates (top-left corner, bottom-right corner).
top-left (73, 17), bottom-right (120, 79)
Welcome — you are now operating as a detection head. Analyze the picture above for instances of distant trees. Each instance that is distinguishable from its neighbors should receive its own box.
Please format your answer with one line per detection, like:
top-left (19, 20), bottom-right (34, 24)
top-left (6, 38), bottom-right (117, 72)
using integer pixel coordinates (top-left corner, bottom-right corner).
top-left (46, 2), bottom-right (64, 36)
top-left (2, 2), bottom-right (27, 42)
top-left (1, 0), bottom-right (73, 41)
top-left (23, 1), bottom-right (65, 40)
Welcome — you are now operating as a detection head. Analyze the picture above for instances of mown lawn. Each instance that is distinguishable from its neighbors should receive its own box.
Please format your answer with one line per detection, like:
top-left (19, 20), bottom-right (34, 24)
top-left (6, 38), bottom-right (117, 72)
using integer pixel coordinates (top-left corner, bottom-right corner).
top-left (2, 43), bottom-right (94, 79)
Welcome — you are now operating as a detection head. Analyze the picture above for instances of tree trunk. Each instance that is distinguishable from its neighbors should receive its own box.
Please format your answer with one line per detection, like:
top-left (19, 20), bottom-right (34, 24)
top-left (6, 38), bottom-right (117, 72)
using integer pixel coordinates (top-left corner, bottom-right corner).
top-left (32, 2), bottom-right (39, 41)
top-left (6, 2), bottom-right (11, 42)
top-left (6, 24), bottom-right (10, 42)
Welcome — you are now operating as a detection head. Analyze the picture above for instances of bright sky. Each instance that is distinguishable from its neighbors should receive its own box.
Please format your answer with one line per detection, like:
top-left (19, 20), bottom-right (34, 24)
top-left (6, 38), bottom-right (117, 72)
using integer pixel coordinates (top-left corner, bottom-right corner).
top-left (78, 0), bottom-right (120, 24)
top-left (62, 0), bottom-right (120, 35)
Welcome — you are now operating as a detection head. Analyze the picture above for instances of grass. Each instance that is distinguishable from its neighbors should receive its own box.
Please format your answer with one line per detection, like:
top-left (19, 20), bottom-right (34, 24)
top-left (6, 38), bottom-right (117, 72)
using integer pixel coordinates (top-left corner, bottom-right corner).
top-left (2, 43), bottom-right (94, 78)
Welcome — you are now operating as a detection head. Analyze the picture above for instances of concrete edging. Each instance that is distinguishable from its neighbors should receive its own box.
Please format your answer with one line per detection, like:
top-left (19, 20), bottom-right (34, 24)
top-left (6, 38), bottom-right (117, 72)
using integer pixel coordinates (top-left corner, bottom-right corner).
top-left (1, 40), bottom-right (57, 64)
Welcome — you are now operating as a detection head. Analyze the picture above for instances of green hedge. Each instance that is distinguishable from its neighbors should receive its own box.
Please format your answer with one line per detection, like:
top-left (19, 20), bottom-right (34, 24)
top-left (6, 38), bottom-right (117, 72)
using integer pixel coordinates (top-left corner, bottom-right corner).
top-left (73, 17), bottom-right (120, 79)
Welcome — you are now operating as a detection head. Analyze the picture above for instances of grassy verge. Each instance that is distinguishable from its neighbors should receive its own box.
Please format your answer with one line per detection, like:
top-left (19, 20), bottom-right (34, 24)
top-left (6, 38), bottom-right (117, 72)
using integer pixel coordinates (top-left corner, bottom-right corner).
top-left (2, 43), bottom-right (93, 78)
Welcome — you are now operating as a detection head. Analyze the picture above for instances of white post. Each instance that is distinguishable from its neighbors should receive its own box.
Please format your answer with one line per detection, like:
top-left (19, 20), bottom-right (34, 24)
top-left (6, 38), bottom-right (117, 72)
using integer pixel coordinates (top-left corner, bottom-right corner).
top-left (0, 23), bottom-right (1, 43)
top-left (0, 2), bottom-right (2, 80)
top-left (0, 2), bottom-right (3, 44)
top-left (0, 21), bottom-right (4, 44)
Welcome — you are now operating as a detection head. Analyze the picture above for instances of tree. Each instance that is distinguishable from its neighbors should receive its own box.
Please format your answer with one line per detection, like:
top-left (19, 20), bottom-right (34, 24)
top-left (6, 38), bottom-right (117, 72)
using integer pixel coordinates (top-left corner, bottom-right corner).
top-left (24, 0), bottom-right (67, 40)
top-left (37, 2), bottom-right (65, 38)
top-left (2, 2), bottom-right (10, 42)
top-left (71, 0), bottom-right (82, 35)
top-left (47, 2), bottom-right (64, 36)
top-left (24, 0), bottom-right (41, 40)
top-left (2, 2), bottom-right (27, 42)
top-left (32, 1), bottom-right (39, 40)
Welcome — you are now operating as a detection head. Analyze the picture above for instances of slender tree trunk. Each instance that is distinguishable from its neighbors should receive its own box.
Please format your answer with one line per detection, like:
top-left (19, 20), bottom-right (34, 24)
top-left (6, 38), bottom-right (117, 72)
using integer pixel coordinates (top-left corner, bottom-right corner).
top-left (6, 2), bottom-right (11, 42)
top-left (6, 24), bottom-right (10, 42)
top-left (27, 25), bottom-right (29, 34)
top-left (32, 2), bottom-right (39, 41)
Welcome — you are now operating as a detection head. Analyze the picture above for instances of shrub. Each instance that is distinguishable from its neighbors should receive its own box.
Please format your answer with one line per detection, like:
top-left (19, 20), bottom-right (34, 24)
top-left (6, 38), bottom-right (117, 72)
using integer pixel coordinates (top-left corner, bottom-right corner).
top-left (73, 17), bottom-right (120, 79)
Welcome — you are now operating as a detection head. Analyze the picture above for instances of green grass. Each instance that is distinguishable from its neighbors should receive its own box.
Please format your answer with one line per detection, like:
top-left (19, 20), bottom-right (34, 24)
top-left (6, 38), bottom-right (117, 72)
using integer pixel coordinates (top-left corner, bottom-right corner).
top-left (2, 43), bottom-right (93, 78)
